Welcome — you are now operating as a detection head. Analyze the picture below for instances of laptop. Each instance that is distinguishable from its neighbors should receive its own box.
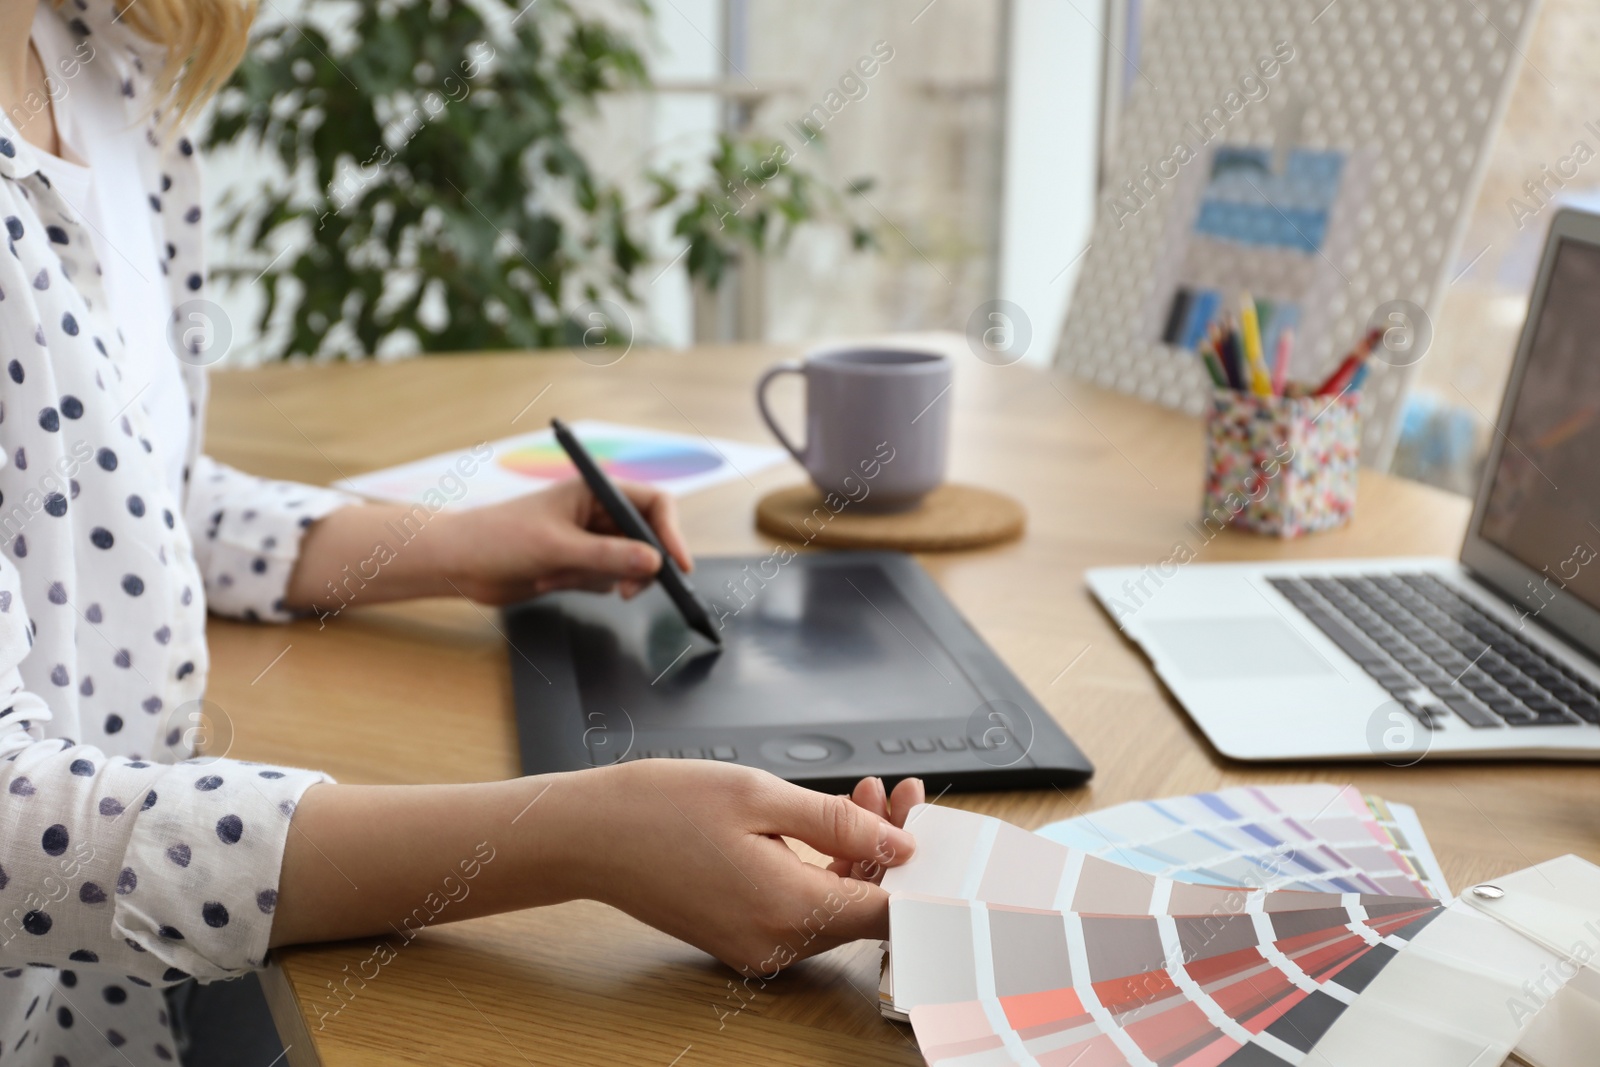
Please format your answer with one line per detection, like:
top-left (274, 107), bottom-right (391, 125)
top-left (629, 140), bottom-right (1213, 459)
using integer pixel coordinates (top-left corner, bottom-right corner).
top-left (1086, 207), bottom-right (1600, 762)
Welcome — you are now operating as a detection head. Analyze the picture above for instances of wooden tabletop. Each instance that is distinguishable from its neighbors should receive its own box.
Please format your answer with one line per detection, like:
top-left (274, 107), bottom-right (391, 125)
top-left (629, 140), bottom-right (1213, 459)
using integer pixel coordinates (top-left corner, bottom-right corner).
top-left (203, 343), bottom-right (1600, 1067)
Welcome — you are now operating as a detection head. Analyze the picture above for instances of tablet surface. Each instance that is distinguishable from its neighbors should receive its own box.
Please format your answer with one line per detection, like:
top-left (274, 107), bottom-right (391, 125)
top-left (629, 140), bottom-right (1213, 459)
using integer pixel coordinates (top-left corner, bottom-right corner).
top-left (505, 552), bottom-right (1093, 791)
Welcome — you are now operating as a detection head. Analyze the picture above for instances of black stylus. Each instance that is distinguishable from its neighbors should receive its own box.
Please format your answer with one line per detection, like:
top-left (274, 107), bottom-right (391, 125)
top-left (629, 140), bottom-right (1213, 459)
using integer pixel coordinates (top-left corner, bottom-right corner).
top-left (551, 418), bottom-right (723, 645)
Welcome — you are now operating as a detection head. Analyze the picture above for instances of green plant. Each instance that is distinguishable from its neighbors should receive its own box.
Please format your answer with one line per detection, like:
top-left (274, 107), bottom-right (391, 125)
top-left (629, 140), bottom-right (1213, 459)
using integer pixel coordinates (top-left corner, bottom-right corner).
top-left (204, 0), bottom-right (872, 359)
top-left (647, 134), bottom-right (875, 292)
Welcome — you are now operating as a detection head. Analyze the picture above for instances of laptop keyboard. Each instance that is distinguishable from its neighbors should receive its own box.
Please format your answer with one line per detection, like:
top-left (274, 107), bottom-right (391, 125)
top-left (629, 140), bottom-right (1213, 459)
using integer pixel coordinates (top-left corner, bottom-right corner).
top-left (1268, 573), bottom-right (1600, 729)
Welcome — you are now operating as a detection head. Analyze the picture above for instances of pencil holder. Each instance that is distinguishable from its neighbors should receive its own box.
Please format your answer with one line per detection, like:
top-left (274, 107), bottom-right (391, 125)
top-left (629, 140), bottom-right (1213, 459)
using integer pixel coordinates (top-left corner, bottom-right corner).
top-left (1202, 390), bottom-right (1360, 537)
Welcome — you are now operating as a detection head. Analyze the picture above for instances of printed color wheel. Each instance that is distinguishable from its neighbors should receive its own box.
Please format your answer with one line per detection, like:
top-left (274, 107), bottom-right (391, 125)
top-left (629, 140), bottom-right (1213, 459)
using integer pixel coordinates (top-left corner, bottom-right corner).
top-left (497, 438), bottom-right (723, 483)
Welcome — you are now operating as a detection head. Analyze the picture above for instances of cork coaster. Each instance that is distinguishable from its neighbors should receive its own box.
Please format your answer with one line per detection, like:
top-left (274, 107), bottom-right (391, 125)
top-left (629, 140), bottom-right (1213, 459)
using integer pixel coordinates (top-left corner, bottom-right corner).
top-left (755, 483), bottom-right (1026, 552)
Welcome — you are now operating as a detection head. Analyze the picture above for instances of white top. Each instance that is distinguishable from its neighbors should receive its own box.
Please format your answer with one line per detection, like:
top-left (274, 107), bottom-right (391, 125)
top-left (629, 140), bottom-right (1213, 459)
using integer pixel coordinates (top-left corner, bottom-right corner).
top-left (0, 5), bottom-right (356, 1062)
top-left (31, 1), bottom-right (189, 499)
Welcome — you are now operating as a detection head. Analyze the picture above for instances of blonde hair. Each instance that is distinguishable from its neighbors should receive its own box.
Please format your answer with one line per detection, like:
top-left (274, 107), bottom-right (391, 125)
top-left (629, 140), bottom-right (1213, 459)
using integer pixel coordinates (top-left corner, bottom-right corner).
top-left (100, 0), bottom-right (257, 123)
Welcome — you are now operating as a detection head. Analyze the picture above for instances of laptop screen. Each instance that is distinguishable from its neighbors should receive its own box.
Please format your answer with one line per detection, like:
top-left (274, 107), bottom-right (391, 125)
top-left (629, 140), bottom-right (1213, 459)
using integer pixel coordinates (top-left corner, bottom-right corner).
top-left (1477, 237), bottom-right (1600, 614)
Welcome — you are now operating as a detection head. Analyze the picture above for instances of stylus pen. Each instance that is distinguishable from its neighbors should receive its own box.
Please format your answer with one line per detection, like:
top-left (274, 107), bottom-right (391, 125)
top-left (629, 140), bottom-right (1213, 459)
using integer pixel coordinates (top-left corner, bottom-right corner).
top-left (550, 418), bottom-right (723, 645)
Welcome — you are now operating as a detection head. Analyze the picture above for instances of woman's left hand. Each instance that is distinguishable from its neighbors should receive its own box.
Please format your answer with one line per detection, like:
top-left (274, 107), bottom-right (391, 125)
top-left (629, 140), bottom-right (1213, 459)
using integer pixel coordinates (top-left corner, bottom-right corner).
top-left (432, 477), bottom-right (693, 605)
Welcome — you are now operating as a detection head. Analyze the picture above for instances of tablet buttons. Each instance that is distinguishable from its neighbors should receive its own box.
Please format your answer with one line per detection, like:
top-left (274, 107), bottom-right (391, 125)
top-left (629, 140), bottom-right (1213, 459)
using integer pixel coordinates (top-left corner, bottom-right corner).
top-left (878, 738), bottom-right (905, 754)
top-left (761, 736), bottom-right (853, 765)
top-left (908, 738), bottom-right (936, 753)
top-left (710, 746), bottom-right (737, 761)
top-left (938, 737), bottom-right (967, 751)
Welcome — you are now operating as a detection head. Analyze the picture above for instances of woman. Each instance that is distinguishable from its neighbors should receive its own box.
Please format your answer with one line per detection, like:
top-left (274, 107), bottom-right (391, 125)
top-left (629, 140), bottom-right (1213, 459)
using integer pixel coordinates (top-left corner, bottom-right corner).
top-left (0, 0), bottom-right (924, 1061)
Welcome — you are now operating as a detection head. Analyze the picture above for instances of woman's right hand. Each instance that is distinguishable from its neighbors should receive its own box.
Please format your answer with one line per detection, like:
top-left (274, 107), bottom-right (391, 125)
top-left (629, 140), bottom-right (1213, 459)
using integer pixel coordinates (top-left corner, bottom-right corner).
top-left (274, 760), bottom-right (924, 979)
top-left (559, 760), bottom-right (924, 975)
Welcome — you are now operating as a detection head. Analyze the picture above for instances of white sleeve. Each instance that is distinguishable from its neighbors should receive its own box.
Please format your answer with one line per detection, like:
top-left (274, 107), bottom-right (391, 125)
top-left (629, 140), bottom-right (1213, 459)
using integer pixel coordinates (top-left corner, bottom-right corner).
top-left (1, 740), bottom-right (329, 983)
top-left (0, 555), bottom-right (330, 983)
top-left (184, 455), bottom-right (357, 621)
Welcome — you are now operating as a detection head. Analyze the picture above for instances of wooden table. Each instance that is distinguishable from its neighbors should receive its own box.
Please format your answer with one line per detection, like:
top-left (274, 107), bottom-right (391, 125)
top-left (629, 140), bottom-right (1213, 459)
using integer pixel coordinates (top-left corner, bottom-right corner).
top-left (204, 344), bottom-right (1600, 1067)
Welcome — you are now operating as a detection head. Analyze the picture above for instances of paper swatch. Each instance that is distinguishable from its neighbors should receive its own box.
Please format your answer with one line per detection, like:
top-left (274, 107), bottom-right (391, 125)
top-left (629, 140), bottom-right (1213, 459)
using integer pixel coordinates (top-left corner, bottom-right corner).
top-left (1034, 785), bottom-right (1449, 901)
top-left (899, 892), bottom-right (1442, 1066)
top-left (884, 793), bottom-right (1451, 1066)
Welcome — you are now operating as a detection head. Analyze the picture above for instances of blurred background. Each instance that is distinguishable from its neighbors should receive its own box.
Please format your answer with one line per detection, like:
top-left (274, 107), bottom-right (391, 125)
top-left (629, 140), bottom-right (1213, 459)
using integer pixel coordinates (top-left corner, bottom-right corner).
top-left (197, 0), bottom-right (1600, 498)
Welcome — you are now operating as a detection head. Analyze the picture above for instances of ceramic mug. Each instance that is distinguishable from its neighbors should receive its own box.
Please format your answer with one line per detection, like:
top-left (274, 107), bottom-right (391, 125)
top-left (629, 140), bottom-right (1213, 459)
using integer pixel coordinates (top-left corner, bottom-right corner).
top-left (755, 345), bottom-right (952, 513)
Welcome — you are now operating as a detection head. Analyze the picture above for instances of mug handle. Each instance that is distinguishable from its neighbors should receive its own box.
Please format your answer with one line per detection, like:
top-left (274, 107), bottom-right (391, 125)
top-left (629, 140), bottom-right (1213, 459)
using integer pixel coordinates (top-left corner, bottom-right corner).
top-left (755, 360), bottom-right (807, 465)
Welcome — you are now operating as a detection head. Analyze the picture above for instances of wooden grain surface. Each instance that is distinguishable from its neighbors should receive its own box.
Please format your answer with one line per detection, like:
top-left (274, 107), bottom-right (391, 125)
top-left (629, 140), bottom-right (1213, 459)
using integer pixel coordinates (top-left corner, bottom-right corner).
top-left (755, 482), bottom-right (1026, 550)
top-left (201, 344), bottom-right (1600, 1067)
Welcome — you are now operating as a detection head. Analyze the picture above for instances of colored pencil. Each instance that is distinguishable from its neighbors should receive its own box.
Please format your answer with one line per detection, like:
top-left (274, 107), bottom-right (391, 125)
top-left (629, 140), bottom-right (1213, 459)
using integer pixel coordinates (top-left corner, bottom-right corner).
top-left (1205, 322), bottom-right (1229, 389)
top-left (1314, 328), bottom-right (1381, 395)
top-left (1239, 293), bottom-right (1272, 397)
top-left (1271, 327), bottom-right (1294, 396)
top-left (1315, 354), bottom-right (1361, 397)
top-left (1193, 307), bottom-right (1380, 399)
top-left (1199, 343), bottom-right (1228, 388)
top-left (1317, 343), bottom-right (1370, 396)
top-left (1221, 325), bottom-right (1245, 391)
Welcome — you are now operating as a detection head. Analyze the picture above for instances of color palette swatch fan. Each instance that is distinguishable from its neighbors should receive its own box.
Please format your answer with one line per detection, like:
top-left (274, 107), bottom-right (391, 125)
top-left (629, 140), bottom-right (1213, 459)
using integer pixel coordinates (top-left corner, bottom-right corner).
top-left (334, 420), bottom-right (786, 509)
top-left (878, 786), bottom-right (1600, 1066)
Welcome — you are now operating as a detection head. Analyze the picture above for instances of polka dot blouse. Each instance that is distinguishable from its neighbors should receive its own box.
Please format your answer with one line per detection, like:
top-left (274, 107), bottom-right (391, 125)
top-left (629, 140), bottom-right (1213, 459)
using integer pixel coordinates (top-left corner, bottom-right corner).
top-left (1, 4), bottom-right (356, 1062)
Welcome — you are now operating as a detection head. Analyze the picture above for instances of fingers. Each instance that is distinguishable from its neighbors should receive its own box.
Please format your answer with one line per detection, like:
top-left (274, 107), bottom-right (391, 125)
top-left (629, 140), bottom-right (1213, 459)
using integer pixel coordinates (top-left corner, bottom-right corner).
top-left (759, 861), bottom-right (892, 967)
top-left (555, 528), bottom-right (662, 582)
top-left (714, 874), bottom-right (890, 974)
top-left (826, 778), bottom-right (891, 877)
top-left (767, 781), bottom-right (914, 869)
top-left (615, 482), bottom-right (693, 573)
top-left (831, 777), bottom-right (922, 881)
top-left (888, 777), bottom-right (926, 829)
top-left (795, 876), bottom-right (891, 947)
top-left (853, 776), bottom-right (890, 821)
top-left (546, 477), bottom-right (690, 581)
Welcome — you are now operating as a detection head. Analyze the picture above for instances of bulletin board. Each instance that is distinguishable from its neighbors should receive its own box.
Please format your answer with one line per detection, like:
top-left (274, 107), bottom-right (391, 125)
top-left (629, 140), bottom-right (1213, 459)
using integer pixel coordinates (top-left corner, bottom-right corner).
top-left (1055, 0), bottom-right (1542, 468)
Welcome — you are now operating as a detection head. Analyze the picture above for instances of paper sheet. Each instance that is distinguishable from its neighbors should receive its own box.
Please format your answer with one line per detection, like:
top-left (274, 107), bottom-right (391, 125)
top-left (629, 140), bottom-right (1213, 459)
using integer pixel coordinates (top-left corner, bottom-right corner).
top-left (332, 419), bottom-right (787, 509)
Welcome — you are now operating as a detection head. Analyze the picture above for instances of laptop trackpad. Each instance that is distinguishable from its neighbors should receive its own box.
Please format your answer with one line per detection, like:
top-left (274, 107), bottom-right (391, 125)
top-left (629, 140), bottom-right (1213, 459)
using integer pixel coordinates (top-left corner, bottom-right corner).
top-left (1145, 617), bottom-right (1335, 680)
